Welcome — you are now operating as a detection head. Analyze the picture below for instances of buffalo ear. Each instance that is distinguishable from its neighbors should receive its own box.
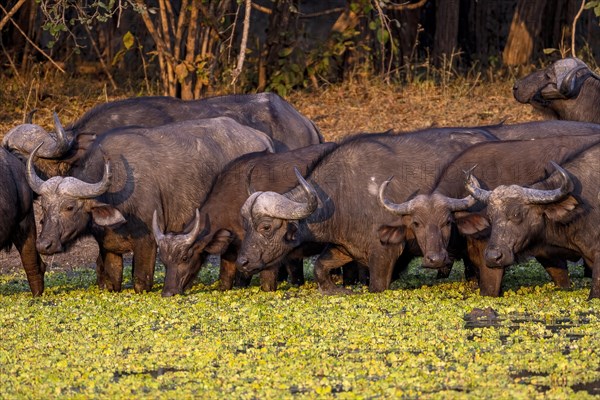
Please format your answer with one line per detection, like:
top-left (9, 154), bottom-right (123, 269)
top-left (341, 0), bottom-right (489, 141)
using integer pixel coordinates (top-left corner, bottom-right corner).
top-left (543, 195), bottom-right (579, 222)
top-left (88, 201), bottom-right (126, 227)
top-left (454, 211), bottom-right (490, 237)
top-left (378, 223), bottom-right (407, 245)
top-left (203, 229), bottom-right (234, 254)
top-left (285, 222), bottom-right (299, 242)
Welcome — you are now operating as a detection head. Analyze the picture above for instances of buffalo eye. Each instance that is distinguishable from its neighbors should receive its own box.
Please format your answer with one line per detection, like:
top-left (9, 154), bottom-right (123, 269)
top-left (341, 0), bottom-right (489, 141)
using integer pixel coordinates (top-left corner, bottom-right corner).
top-left (65, 205), bottom-right (75, 212)
top-left (182, 255), bottom-right (189, 262)
top-left (510, 211), bottom-right (522, 222)
top-left (412, 221), bottom-right (420, 228)
top-left (259, 223), bottom-right (272, 236)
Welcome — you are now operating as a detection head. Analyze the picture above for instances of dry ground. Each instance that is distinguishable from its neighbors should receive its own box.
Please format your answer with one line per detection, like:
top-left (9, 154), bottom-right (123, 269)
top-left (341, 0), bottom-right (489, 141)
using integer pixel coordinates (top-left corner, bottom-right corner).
top-left (0, 76), bottom-right (542, 275)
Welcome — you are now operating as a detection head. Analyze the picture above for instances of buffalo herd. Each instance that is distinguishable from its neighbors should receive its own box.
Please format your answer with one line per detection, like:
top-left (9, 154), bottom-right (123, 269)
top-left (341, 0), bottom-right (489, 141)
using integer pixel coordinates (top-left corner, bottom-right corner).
top-left (2, 58), bottom-right (599, 299)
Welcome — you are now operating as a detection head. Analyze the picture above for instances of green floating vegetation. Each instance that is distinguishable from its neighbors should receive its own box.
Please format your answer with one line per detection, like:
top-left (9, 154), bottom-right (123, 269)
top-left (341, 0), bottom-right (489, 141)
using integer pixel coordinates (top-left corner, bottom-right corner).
top-left (1, 260), bottom-right (599, 399)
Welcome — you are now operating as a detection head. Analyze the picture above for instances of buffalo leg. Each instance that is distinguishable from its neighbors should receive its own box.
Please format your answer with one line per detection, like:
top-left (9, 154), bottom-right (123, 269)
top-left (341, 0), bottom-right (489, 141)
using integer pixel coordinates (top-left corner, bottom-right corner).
top-left (131, 238), bottom-right (156, 293)
top-left (98, 249), bottom-right (124, 292)
top-left (536, 257), bottom-right (571, 288)
top-left (467, 237), bottom-right (503, 296)
top-left (314, 246), bottom-right (354, 295)
top-left (478, 264), bottom-right (504, 297)
top-left (368, 250), bottom-right (397, 293)
top-left (285, 258), bottom-right (305, 286)
top-left (14, 214), bottom-right (45, 296)
top-left (219, 255), bottom-right (238, 291)
top-left (588, 257), bottom-right (600, 300)
top-left (259, 266), bottom-right (278, 292)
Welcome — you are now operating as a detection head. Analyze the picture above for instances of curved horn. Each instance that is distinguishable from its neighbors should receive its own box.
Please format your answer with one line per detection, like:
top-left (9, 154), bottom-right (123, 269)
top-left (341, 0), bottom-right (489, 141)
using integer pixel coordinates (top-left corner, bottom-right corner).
top-left (183, 209), bottom-right (203, 245)
top-left (25, 108), bottom-right (38, 124)
top-left (445, 195), bottom-right (477, 212)
top-left (61, 160), bottom-right (112, 199)
top-left (378, 177), bottom-right (416, 215)
top-left (26, 142), bottom-right (46, 194)
top-left (251, 168), bottom-right (318, 220)
top-left (246, 164), bottom-right (257, 196)
top-left (518, 161), bottom-right (573, 204)
top-left (51, 112), bottom-right (73, 157)
top-left (294, 167), bottom-right (318, 215)
top-left (464, 168), bottom-right (490, 204)
top-left (152, 210), bottom-right (165, 244)
top-left (559, 63), bottom-right (589, 97)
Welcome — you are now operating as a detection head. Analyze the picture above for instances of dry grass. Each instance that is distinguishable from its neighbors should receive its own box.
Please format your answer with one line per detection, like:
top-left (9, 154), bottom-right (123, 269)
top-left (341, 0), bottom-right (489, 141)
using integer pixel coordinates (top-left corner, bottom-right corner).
top-left (0, 73), bottom-right (542, 141)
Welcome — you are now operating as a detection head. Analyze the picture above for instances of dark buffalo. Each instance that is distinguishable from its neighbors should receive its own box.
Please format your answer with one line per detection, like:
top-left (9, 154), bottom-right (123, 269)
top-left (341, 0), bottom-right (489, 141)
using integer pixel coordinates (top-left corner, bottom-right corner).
top-left (0, 148), bottom-right (45, 296)
top-left (152, 143), bottom-right (337, 296)
top-left (377, 133), bottom-right (600, 296)
top-left (513, 58), bottom-right (600, 123)
top-left (234, 128), bottom-right (500, 294)
top-left (466, 144), bottom-right (600, 299)
top-left (3, 93), bottom-right (322, 178)
top-left (26, 117), bottom-right (273, 293)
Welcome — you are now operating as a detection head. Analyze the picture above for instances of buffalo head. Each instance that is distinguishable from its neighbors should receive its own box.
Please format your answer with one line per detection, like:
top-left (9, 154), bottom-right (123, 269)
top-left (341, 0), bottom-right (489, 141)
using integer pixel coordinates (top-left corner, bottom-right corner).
top-left (3, 113), bottom-right (73, 161)
top-left (236, 168), bottom-right (317, 273)
top-left (465, 162), bottom-right (577, 267)
top-left (513, 58), bottom-right (600, 122)
top-left (377, 178), bottom-right (476, 269)
top-left (153, 210), bottom-right (234, 296)
top-left (26, 142), bottom-right (124, 254)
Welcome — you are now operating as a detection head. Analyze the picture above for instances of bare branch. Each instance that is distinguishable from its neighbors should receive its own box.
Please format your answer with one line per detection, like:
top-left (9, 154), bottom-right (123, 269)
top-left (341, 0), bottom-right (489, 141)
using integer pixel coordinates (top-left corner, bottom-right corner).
top-left (299, 7), bottom-right (345, 18)
top-left (251, 2), bottom-right (272, 14)
top-left (231, 0), bottom-right (251, 86)
top-left (0, 0), bottom-right (26, 31)
top-left (386, 0), bottom-right (428, 11)
top-left (571, 0), bottom-right (586, 58)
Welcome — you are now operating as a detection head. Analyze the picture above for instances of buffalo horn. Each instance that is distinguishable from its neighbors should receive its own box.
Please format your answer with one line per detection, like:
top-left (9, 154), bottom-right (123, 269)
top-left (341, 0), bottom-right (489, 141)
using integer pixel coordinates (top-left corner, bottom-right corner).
top-left (152, 210), bottom-right (165, 243)
top-left (464, 168), bottom-right (490, 204)
top-left (183, 209), bottom-right (204, 245)
top-left (559, 62), bottom-right (589, 98)
top-left (246, 164), bottom-right (257, 196)
top-left (25, 108), bottom-right (38, 124)
top-left (378, 177), bottom-right (416, 215)
top-left (51, 112), bottom-right (73, 157)
top-left (251, 168), bottom-right (318, 220)
top-left (518, 161), bottom-right (573, 204)
top-left (445, 194), bottom-right (477, 212)
top-left (61, 160), bottom-right (112, 199)
top-left (26, 142), bottom-right (46, 194)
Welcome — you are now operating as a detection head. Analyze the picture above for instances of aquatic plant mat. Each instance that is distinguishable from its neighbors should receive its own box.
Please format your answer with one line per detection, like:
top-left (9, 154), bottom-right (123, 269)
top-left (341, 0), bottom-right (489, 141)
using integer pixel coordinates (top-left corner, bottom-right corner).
top-left (1, 260), bottom-right (599, 398)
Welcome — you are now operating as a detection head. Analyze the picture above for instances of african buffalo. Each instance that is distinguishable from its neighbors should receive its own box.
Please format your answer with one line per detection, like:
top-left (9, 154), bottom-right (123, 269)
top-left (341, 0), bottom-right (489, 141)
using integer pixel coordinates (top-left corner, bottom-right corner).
top-left (513, 57), bottom-right (600, 123)
top-left (466, 144), bottom-right (600, 299)
top-left (377, 133), bottom-right (600, 296)
top-left (235, 128), bottom-right (500, 294)
top-left (152, 143), bottom-right (337, 296)
top-left (4, 93), bottom-right (322, 178)
top-left (0, 148), bottom-right (45, 296)
top-left (26, 117), bottom-right (273, 293)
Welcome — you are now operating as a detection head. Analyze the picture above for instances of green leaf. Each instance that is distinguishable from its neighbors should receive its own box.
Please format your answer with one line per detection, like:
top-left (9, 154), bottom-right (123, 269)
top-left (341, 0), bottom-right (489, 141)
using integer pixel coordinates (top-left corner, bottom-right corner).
top-left (543, 48), bottom-right (558, 54)
top-left (123, 31), bottom-right (135, 50)
top-left (278, 47), bottom-right (294, 58)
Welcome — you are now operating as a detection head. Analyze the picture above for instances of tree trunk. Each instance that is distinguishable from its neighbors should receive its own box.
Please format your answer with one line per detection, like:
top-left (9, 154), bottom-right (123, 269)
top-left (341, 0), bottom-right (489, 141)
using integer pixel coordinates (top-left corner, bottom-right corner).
top-left (502, 0), bottom-right (548, 66)
top-left (432, 0), bottom-right (460, 67)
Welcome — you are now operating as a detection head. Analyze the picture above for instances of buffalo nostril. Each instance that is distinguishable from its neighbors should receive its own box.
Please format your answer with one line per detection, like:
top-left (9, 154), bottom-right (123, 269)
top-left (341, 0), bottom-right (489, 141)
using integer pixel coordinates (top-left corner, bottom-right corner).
top-left (485, 249), bottom-right (503, 264)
